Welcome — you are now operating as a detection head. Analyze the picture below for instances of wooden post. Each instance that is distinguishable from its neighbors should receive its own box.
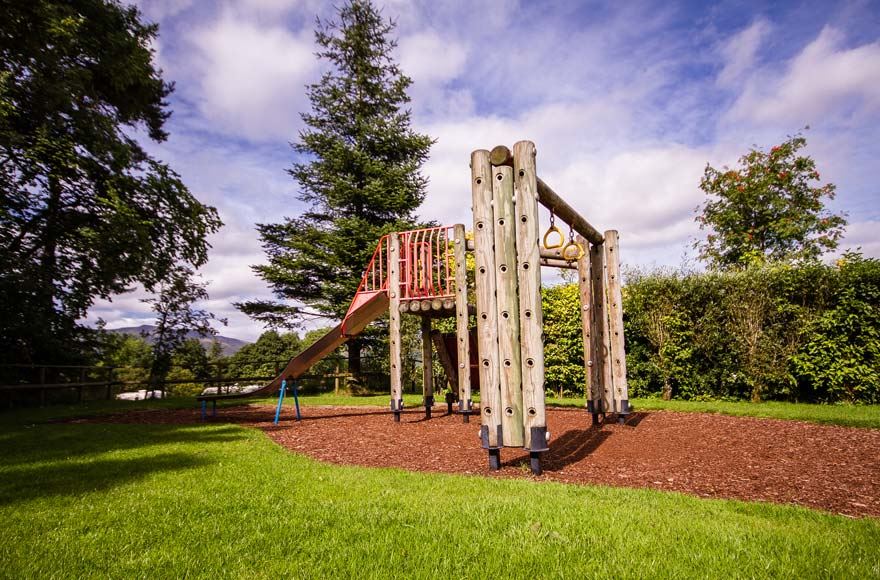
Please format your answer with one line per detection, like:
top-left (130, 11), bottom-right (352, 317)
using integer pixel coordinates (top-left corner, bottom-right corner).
top-left (471, 150), bottom-right (501, 447)
top-left (388, 233), bottom-right (403, 421)
top-left (603, 230), bottom-right (630, 417)
top-left (452, 224), bottom-right (472, 421)
top-left (512, 140), bottom-right (548, 467)
top-left (577, 236), bottom-right (601, 423)
top-left (431, 329), bottom-right (458, 390)
top-left (421, 316), bottom-right (434, 419)
top-left (492, 163), bottom-right (524, 447)
top-left (590, 242), bottom-right (613, 415)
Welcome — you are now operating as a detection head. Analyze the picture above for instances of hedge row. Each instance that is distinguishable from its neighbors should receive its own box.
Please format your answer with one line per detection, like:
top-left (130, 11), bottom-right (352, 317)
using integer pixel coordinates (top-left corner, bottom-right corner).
top-left (542, 253), bottom-right (880, 404)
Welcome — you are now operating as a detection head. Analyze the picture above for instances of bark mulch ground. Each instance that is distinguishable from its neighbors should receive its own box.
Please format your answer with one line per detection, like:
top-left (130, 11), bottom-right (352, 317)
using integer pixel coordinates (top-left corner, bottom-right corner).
top-left (86, 404), bottom-right (880, 518)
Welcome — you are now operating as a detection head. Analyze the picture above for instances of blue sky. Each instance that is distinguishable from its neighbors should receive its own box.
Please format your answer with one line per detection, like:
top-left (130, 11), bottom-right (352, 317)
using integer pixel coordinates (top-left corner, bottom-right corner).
top-left (86, 0), bottom-right (880, 341)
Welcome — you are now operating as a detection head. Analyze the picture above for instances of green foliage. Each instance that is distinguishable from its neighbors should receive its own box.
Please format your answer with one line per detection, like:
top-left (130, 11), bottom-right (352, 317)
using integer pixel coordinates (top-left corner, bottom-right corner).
top-left (226, 330), bottom-right (304, 378)
top-left (241, 0), bottom-right (434, 329)
top-left (538, 256), bottom-right (879, 404)
top-left (142, 268), bottom-right (224, 388)
top-left (618, 255), bottom-right (880, 403)
top-left (542, 284), bottom-right (586, 398)
top-left (791, 253), bottom-right (880, 403)
top-left (0, 0), bottom-right (221, 364)
top-left (695, 134), bottom-right (846, 269)
top-left (95, 330), bottom-right (153, 385)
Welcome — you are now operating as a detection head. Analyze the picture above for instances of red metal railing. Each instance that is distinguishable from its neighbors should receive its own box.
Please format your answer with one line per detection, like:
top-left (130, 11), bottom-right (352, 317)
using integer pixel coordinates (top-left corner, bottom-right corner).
top-left (341, 226), bottom-right (457, 334)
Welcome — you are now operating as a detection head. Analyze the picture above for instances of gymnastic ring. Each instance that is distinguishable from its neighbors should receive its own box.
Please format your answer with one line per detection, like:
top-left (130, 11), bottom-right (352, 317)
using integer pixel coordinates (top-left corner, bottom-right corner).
top-left (542, 225), bottom-right (565, 249)
top-left (561, 240), bottom-right (585, 261)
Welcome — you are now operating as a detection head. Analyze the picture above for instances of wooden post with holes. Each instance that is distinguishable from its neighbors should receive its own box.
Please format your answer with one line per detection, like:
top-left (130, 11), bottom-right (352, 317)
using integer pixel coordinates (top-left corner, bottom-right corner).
top-left (420, 316), bottom-right (434, 419)
top-left (388, 233), bottom-right (403, 421)
top-left (512, 140), bottom-right (548, 474)
top-left (471, 150), bottom-right (501, 458)
top-left (577, 235), bottom-right (601, 424)
top-left (590, 241), bottom-right (613, 415)
top-left (603, 230), bottom-right (630, 418)
top-left (492, 163), bottom-right (524, 447)
top-left (452, 224), bottom-right (472, 421)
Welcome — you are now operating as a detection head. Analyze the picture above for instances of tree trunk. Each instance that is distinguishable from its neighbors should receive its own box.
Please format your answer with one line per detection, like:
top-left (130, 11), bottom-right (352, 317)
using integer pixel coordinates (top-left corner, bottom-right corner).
top-left (39, 175), bottom-right (63, 327)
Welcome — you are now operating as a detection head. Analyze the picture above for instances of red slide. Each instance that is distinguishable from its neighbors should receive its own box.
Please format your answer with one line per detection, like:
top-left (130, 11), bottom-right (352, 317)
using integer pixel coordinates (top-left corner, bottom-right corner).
top-left (197, 291), bottom-right (388, 402)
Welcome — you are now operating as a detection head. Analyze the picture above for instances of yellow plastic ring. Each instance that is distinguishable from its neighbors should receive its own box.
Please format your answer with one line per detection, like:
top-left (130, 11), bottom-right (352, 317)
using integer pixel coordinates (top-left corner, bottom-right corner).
top-left (562, 240), bottom-right (585, 261)
top-left (542, 225), bottom-right (565, 249)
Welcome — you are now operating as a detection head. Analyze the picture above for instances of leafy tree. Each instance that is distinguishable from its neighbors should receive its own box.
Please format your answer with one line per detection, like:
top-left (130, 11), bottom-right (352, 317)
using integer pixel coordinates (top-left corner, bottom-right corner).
top-left (95, 326), bottom-right (153, 386)
top-left (239, 0), bottom-right (433, 375)
top-left (227, 330), bottom-right (303, 379)
top-left (0, 0), bottom-right (222, 364)
top-left (143, 268), bottom-right (224, 394)
top-left (695, 134), bottom-right (846, 269)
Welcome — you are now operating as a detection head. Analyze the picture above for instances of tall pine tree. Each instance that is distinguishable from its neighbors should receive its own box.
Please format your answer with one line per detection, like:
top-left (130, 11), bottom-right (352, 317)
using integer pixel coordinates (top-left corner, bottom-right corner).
top-left (239, 0), bottom-right (433, 374)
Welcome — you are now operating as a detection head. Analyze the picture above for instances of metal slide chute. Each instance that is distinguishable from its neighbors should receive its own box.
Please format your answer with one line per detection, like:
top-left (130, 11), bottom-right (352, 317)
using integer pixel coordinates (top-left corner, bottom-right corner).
top-left (196, 290), bottom-right (388, 403)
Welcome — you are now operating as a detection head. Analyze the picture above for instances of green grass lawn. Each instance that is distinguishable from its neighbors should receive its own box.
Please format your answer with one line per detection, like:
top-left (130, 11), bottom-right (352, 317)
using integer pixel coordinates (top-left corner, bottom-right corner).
top-left (0, 405), bottom-right (878, 578)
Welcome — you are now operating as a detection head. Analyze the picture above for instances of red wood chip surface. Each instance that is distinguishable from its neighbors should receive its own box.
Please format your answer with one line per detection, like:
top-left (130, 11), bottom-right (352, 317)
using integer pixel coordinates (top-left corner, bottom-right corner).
top-left (87, 404), bottom-right (880, 518)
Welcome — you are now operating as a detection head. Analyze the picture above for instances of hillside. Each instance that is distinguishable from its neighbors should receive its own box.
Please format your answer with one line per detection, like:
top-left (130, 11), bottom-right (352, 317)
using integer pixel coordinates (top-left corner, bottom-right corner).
top-left (109, 325), bottom-right (250, 356)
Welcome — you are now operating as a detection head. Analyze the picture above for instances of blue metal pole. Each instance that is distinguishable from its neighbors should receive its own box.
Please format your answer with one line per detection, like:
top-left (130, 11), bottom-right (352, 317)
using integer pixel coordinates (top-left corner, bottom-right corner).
top-left (274, 379), bottom-right (287, 425)
top-left (201, 400), bottom-right (206, 421)
top-left (292, 380), bottom-right (301, 421)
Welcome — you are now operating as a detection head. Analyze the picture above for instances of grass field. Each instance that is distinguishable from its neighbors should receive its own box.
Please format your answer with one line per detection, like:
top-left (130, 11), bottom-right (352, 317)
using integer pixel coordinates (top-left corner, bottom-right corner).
top-left (1, 402), bottom-right (878, 578)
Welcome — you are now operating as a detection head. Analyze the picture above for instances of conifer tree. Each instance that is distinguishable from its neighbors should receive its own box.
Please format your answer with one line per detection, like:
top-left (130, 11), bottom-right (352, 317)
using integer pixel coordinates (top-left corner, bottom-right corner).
top-left (239, 0), bottom-right (433, 373)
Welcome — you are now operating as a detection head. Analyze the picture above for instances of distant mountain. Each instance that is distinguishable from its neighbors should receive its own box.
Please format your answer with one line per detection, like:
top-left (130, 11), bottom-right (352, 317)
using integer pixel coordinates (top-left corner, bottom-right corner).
top-left (109, 325), bottom-right (250, 356)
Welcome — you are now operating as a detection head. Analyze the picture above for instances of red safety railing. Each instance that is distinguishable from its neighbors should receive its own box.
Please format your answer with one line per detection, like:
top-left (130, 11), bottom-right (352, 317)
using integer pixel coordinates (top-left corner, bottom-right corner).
top-left (341, 226), bottom-right (457, 334)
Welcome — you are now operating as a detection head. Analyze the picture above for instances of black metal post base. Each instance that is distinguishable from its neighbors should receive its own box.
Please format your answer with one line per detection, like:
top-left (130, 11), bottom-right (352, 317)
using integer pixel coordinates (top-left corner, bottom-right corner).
top-left (488, 448), bottom-right (501, 470)
top-left (529, 452), bottom-right (543, 476)
top-left (445, 392), bottom-right (455, 415)
top-left (459, 399), bottom-right (473, 423)
top-left (390, 398), bottom-right (403, 422)
top-left (424, 395), bottom-right (434, 419)
top-left (591, 413), bottom-right (600, 426)
top-left (616, 399), bottom-right (631, 425)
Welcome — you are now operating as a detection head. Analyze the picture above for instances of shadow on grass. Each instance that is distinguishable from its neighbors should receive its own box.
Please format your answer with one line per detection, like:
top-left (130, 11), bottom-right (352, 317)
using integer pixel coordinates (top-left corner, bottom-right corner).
top-left (0, 451), bottom-right (211, 506)
top-left (0, 423), bottom-right (246, 470)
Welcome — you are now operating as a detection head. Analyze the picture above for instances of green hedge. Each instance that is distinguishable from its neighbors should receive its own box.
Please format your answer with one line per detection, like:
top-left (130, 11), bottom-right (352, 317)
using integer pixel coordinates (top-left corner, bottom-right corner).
top-left (541, 253), bottom-right (880, 404)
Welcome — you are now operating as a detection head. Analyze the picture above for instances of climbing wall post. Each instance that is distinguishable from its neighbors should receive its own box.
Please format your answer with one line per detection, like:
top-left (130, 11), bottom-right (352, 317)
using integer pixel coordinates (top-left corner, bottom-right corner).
top-left (589, 241), bottom-right (613, 415)
top-left (452, 224), bottom-right (473, 422)
top-left (492, 163), bottom-right (524, 447)
top-left (388, 233), bottom-right (403, 421)
top-left (576, 235), bottom-right (601, 424)
top-left (603, 230), bottom-right (630, 419)
top-left (512, 140), bottom-right (548, 475)
top-left (471, 150), bottom-right (502, 466)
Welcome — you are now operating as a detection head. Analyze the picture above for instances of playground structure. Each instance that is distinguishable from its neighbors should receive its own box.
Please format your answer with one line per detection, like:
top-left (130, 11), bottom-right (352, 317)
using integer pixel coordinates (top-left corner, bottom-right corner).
top-left (199, 140), bottom-right (629, 475)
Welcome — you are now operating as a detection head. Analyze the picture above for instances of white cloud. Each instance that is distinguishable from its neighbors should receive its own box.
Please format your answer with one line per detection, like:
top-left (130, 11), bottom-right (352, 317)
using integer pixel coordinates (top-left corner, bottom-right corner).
top-left (187, 11), bottom-right (317, 141)
top-left (717, 19), bottom-right (770, 87)
top-left (839, 220), bottom-right (880, 259)
top-left (398, 31), bottom-right (467, 87)
top-left (135, 0), bottom-right (195, 21)
top-left (727, 26), bottom-right (880, 125)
